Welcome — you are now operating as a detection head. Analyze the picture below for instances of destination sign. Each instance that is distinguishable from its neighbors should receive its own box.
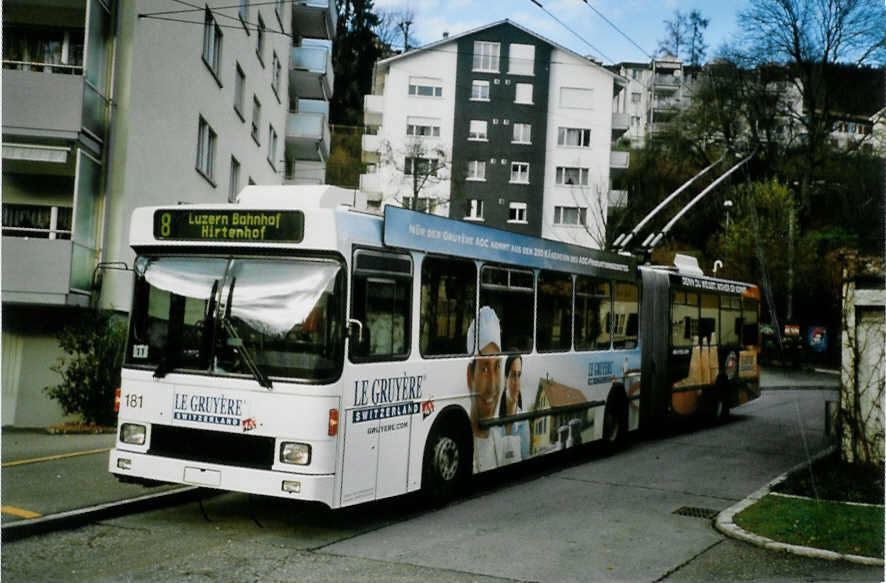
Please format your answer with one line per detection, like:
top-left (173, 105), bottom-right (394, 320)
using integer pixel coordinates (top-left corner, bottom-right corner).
top-left (153, 210), bottom-right (304, 242)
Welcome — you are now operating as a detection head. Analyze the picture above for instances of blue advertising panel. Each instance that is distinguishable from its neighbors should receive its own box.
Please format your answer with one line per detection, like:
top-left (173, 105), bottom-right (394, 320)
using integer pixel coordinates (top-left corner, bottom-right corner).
top-left (383, 206), bottom-right (635, 278)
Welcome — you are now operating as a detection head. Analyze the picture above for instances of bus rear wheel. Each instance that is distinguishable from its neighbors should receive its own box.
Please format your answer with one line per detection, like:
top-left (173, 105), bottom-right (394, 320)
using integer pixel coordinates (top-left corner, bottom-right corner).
top-left (422, 423), bottom-right (468, 505)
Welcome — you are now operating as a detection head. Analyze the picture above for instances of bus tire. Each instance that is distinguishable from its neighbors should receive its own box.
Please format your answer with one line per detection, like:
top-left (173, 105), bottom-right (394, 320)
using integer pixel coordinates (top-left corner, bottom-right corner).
top-left (422, 418), bottom-right (469, 505)
top-left (602, 390), bottom-right (628, 453)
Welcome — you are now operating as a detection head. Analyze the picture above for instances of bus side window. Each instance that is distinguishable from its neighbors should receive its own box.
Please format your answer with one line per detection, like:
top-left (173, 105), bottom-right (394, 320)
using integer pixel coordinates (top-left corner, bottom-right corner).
top-left (671, 290), bottom-right (698, 346)
top-left (575, 277), bottom-right (610, 350)
top-left (537, 271), bottom-right (572, 352)
top-left (720, 296), bottom-right (741, 346)
top-left (350, 250), bottom-right (412, 361)
top-left (742, 297), bottom-right (759, 346)
top-left (420, 256), bottom-right (476, 356)
top-left (700, 293), bottom-right (718, 344)
top-left (480, 265), bottom-right (534, 352)
top-left (613, 282), bottom-right (639, 349)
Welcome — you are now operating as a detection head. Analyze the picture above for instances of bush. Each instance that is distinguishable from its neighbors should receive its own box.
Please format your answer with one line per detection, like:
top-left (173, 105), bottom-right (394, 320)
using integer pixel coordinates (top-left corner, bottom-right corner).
top-left (44, 310), bottom-right (127, 427)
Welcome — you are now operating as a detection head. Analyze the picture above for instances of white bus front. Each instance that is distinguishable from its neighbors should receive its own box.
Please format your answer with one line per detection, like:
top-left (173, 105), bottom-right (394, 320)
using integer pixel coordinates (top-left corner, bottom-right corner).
top-left (109, 249), bottom-right (346, 506)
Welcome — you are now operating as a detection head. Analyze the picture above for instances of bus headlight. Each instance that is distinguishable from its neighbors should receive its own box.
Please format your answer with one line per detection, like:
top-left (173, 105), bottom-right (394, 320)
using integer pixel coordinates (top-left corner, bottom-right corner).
top-left (120, 423), bottom-right (146, 445)
top-left (280, 442), bottom-right (311, 465)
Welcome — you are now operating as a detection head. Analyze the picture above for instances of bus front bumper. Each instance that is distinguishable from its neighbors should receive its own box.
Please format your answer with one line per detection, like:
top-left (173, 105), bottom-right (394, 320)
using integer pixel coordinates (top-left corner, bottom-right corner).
top-left (109, 448), bottom-right (336, 508)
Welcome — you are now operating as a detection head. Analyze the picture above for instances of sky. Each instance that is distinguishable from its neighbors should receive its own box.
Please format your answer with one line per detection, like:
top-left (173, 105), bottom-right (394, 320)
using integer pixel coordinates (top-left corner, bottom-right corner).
top-left (372, 0), bottom-right (751, 65)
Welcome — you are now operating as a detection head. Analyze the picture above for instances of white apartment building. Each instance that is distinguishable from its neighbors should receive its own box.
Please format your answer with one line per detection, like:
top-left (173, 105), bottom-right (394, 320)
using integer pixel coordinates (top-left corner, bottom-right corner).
top-left (1, 0), bottom-right (336, 427)
top-left (360, 20), bottom-right (629, 248)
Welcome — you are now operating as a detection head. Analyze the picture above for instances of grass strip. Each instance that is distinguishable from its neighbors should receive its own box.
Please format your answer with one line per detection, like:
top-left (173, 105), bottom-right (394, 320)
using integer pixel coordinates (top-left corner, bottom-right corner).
top-left (734, 494), bottom-right (884, 559)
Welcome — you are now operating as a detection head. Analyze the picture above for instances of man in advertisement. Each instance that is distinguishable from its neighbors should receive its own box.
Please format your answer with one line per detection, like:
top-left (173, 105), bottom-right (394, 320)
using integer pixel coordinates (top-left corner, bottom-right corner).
top-left (467, 306), bottom-right (505, 472)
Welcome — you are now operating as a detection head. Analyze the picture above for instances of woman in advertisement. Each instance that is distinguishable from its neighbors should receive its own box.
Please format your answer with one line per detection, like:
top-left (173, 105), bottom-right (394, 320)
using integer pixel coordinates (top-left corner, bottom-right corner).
top-left (499, 355), bottom-right (530, 462)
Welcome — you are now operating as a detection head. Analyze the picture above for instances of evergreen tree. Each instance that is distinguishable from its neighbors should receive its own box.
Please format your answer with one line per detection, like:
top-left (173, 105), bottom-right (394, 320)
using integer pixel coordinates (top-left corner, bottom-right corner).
top-left (331, 0), bottom-right (381, 126)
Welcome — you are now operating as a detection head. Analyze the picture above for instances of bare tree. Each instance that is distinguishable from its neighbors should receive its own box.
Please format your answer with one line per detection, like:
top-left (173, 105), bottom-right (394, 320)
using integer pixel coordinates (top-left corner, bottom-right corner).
top-left (686, 9), bottom-right (709, 67)
top-left (736, 0), bottom-right (886, 205)
top-left (380, 139), bottom-right (450, 213)
top-left (658, 10), bottom-right (688, 58)
top-left (374, 7), bottom-right (420, 55)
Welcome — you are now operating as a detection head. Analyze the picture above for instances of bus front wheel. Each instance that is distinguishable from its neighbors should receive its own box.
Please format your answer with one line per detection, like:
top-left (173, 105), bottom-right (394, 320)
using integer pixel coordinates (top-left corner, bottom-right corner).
top-left (422, 422), bottom-right (468, 505)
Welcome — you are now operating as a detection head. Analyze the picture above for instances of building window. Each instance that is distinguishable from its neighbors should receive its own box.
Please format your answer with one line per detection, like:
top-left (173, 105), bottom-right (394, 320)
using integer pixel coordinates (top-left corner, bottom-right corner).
top-left (271, 51), bottom-right (281, 97)
top-left (554, 206), bottom-right (587, 225)
top-left (508, 43), bottom-right (535, 76)
top-left (1, 26), bottom-right (85, 73)
top-left (512, 122), bottom-right (531, 144)
top-left (406, 118), bottom-right (440, 137)
top-left (468, 120), bottom-right (488, 141)
top-left (408, 77), bottom-right (443, 97)
top-left (196, 116), bottom-right (217, 183)
top-left (631, 116), bottom-right (641, 127)
top-left (466, 199), bottom-right (484, 221)
top-left (239, 0), bottom-right (250, 32)
top-left (472, 41), bottom-right (500, 72)
top-left (467, 160), bottom-right (486, 181)
top-left (471, 80), bottom-right (490, 101)
top-left (508, 202), bottom-right (527, 223)
top-left (557, 127), bottom-right (591, 147)
top-left (402, 197), bottom-right (435, 213)
top-left (560, 87), bottom-right (594, 109)
top-left (631, 92), bottom-right (642, 104)
top-left (631, 69), bottom-right (639, 80)
top-left (2, 203), bottom-right (72, 239)
top-left (510, 162), bottom-right (529, 184)
top-left (556, 167), bottom-right (590, 186)
top-left (256, 14), bottom-right (265, 65)
top-left (229, 156), bottom-right (241, 202)
top-left (234, 63), bottom-right (245, 120)
top-left (268, 125), bottom-right (278, 169)
top-left (251, 96), bottom-right (261, 144)
top-left (202, 8), bottom-right (222, 81)
top-left (514, 82), bottom-right (533, 104)
top-left (405, 157), bottom-right (438, 176)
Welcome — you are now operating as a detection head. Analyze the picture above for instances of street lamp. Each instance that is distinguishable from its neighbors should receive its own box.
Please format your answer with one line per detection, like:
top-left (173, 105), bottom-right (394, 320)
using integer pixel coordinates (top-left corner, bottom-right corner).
top-left (723, 199), bottom-right (733, 229)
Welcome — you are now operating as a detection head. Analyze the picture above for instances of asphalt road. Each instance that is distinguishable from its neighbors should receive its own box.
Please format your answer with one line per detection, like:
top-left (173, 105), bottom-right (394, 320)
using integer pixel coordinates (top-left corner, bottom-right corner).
top-left (2, 388), bottom-right (882, 582)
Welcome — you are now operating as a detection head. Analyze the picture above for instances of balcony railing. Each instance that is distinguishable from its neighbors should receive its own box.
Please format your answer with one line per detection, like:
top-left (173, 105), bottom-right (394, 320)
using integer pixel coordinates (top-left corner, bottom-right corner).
top-left (364, 94), bottom-right (384, 127)
top-left (286, 100), bottom-right (330, 161)
top-left (361, 133), bottom-right (381, 163)
top-left (2, 69), bottom-right (85, 139)
top-left (612, 112), bottom-right (629, 134)
top-left (608, 190), bottom-right (628, 208)
top-left (291, 0), bottom-right (338, 40)
top-left (359, 172), bottom-right (382, 194)
top-left (290, 45), bottom-right (333, 100)
top-left (610, 150), bottom-right (630, 170)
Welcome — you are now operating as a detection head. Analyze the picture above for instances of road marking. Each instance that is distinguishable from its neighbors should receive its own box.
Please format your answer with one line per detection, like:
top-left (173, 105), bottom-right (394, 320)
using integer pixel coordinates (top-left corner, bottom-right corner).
top-left (1, 506), bottom-right (42, 519)
top-left (1, 447), bottom-right (112, 468)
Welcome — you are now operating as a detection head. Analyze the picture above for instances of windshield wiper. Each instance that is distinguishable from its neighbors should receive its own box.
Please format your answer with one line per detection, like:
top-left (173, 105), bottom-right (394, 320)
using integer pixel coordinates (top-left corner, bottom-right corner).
top-left (154, 293), bottom-right (186, 379)
top-left (222, 277), bottom-right (273, 390)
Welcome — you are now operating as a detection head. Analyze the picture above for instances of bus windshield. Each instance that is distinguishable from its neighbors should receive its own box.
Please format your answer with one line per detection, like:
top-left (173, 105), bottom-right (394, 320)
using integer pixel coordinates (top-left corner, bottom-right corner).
top-left (125, 255), bottom-right (344, 384)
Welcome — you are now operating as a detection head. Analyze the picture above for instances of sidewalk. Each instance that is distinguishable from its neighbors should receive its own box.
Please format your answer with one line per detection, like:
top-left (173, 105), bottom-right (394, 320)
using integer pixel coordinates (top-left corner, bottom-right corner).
top-left (0, 366), bottom-right (842, 542)
top-left (1, 428), bottom-right (200, 540)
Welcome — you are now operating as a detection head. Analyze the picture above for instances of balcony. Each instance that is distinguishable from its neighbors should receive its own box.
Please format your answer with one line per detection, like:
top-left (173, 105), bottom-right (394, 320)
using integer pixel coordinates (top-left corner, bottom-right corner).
top-left (364, 94), bottom-right (384, 127)
top-left (290, 45), bottom-right (333, 100)
top-left (611, 112), bottom-right (629, 137)
top-left (359, 173), bottom-right (382, 197)
top-left (361, 133), bottom-right (381, 163)
top-left (2, 69), bottom-right (84, 140)
top-left (286, 99), bottom-right (330, 161)
top-left (1, 237), bottom-right (89, 307)
top-left (291, 0), bottom-right (337, 40)
top-left (653, 73), bottom-right (681, 89)
top-left (610, 150), bottom-right (630, 171)
top-left (283, 160), bottom-right (326, 185)
top-left (608, 190), bottom-right (628, 209)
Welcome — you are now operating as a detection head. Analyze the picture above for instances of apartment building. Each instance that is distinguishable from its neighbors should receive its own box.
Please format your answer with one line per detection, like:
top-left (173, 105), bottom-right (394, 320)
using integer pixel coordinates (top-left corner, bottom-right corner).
top-left (360, 20), bottom-right (629, 247)
top-left (612, 53), bottom-right (698, 148)
top-left (1, 0), bottom-right (336, 427)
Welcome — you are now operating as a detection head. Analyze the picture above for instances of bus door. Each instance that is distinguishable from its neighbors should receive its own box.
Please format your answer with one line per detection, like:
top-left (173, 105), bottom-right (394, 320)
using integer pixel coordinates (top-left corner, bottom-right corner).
top-left (341, 249), bottom-right (413, 504)
top-left (639, 269), bottom-right (671, 425)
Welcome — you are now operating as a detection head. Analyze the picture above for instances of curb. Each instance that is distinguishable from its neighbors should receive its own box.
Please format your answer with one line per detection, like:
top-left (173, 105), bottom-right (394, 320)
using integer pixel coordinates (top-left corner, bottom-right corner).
top-left (714, 446), bottom-right (884, 567)
top-left (1, 486), bottom-right (209, 542)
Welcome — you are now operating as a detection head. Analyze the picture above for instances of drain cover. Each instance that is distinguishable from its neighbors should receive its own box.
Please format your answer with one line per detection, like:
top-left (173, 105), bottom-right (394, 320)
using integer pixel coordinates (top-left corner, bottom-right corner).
top-left (673, 506), bottom-right (719, 519)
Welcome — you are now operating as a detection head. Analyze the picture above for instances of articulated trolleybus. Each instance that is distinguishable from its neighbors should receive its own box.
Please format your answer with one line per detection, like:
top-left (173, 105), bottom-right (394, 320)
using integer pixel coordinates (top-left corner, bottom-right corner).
top-left (110, 186), bottom-right (761, 507)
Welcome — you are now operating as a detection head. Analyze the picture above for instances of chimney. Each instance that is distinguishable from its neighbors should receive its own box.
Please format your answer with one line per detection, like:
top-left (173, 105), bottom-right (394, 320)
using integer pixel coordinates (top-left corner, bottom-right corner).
top-left (443, 32), bottom-right (449, 39)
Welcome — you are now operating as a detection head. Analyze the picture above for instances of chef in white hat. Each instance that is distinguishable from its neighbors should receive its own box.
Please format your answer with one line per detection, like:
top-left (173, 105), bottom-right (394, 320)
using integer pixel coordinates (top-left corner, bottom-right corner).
top-left (467, 306), bottom-right (504, 472)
